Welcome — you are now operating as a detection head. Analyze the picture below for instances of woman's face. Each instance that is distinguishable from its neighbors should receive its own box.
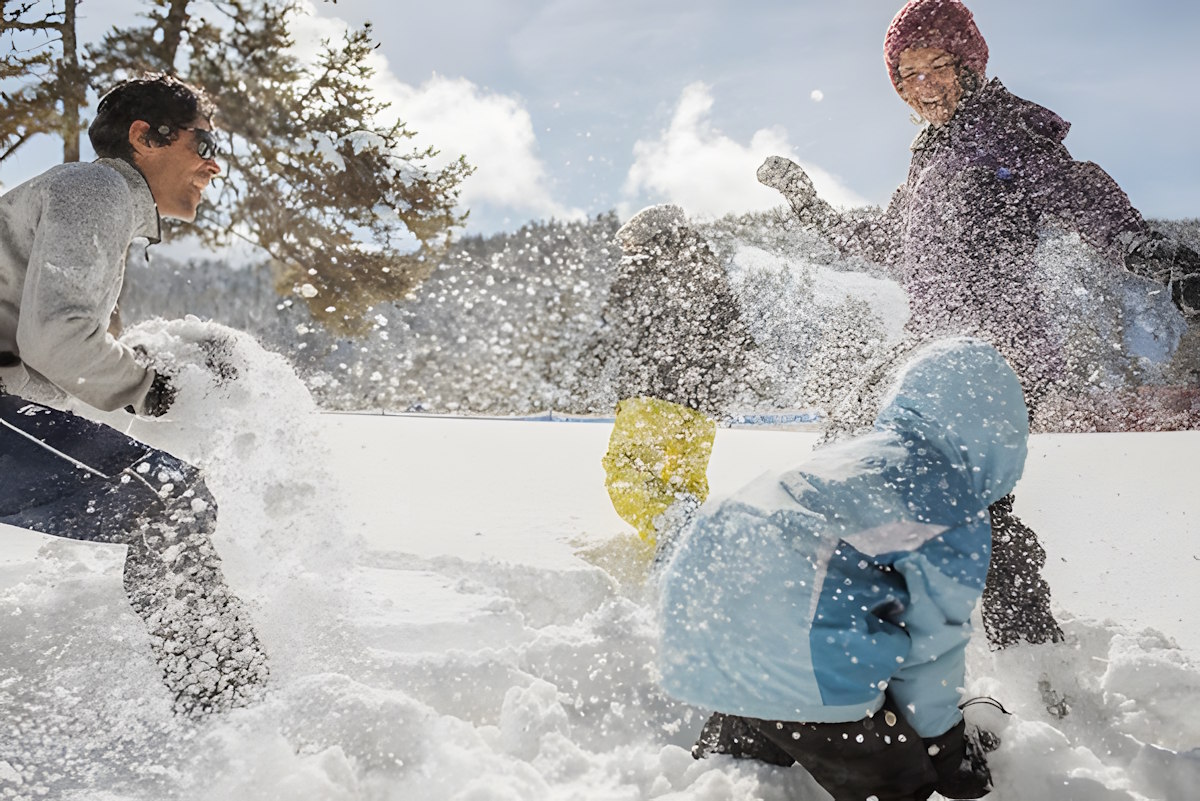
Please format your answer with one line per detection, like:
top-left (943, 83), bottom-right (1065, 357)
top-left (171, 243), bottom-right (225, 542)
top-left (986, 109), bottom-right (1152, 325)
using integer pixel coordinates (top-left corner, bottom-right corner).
top-left (896, 47), bottom-right (963, 127)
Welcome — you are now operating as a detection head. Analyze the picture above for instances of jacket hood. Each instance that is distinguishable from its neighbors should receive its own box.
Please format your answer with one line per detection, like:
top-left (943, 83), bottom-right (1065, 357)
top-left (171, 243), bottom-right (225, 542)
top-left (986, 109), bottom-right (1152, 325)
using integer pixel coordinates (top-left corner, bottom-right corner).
top-left (875, 337), bottom-right (1029, 507)
top-left (655, 338), bottom-right (1027, 723)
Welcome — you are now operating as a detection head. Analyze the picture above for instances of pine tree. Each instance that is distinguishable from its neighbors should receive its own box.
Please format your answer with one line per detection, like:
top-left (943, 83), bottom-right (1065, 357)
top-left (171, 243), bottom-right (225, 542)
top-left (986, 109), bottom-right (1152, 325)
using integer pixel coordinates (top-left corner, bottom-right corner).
top-left (93, 0), bottom-right (471, 335)
top-left (1, 0), bottom-right (86, 164)
top-left (8, 0), bottom-right (471, 336)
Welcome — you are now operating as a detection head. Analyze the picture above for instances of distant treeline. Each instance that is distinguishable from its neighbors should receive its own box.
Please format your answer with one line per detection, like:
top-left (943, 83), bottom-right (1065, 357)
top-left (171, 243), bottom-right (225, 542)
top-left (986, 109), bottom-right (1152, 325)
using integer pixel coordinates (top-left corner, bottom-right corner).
top-left (120, 212), bottom-right (1200, 418)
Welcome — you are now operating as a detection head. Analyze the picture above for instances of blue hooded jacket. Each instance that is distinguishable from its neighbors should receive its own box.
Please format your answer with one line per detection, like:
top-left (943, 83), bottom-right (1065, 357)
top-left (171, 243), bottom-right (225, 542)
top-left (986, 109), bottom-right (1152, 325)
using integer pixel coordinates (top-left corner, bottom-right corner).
top-left (658, 338), bottom-right (1029, 738)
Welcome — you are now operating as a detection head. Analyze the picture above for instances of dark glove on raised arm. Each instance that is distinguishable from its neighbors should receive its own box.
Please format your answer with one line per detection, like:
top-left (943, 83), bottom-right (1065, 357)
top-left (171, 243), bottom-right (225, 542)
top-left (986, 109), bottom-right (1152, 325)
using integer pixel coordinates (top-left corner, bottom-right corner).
top-left (1124, 233), bottom-right (1174, 284)
top-left (1125, 233), bottom-right (1200, 318)
top-left (757, 156), bottom-right (818, 217)
top-left (1171, 243), bottom-right (1200, 318)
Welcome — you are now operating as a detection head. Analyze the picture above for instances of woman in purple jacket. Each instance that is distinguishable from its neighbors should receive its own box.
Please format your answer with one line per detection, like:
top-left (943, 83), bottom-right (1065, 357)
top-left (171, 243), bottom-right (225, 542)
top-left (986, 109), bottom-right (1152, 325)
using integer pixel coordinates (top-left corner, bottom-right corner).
top-left (762, 0), bottom-right (1197, 410)
top-left (756, 0), bottom-right (1199, 651)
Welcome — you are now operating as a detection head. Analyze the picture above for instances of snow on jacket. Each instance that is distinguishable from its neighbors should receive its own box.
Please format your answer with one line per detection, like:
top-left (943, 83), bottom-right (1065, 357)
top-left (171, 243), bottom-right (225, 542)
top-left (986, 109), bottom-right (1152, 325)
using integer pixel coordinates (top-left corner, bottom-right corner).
top-left (658, 338), bottom-right (1028, 738)
top-left (0, 158), bottom-right (160, 411)
top-left (798, 78), bottom-right (1184, 408)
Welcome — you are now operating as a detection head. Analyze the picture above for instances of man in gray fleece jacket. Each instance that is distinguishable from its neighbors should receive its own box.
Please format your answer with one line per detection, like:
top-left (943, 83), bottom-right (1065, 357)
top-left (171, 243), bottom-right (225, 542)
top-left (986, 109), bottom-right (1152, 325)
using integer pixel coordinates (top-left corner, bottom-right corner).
top-left (0, 74), bottom-right (268, 716)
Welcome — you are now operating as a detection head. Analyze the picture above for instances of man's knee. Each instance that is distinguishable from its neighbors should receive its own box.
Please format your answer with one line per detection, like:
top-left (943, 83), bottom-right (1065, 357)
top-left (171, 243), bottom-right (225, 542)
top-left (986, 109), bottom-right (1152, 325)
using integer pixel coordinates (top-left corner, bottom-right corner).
top-left (121, 471), bottom-right (221, 600)
top-left (171, 472), bottom-right (218, 532)
top-left (126, 450), bottom-right (217, 530)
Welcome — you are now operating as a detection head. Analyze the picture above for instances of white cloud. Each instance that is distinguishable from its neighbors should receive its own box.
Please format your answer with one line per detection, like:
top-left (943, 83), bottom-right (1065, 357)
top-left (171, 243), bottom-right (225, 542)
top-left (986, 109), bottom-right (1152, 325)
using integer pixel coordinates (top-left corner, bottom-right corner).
top-left (621, 82), bottom-right (869, 220)
top-left (289, 2), bottom-right (581, 230)
top-left (376, 75), bottom-right (583, 224)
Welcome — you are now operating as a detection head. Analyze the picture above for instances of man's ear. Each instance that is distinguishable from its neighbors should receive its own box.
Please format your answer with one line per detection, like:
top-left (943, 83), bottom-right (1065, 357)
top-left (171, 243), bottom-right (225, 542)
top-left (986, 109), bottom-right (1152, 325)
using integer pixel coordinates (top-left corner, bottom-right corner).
top-left (127, 120), bottom-right (171, 159)
top-left (128, 120), bottom-right (153, 159)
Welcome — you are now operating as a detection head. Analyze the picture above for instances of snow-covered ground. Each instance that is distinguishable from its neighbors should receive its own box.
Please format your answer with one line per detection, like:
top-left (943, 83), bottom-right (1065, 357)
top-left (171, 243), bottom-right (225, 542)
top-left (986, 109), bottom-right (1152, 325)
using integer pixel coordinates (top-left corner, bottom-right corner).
top-left (2, 325), bottom-right (1199, 800)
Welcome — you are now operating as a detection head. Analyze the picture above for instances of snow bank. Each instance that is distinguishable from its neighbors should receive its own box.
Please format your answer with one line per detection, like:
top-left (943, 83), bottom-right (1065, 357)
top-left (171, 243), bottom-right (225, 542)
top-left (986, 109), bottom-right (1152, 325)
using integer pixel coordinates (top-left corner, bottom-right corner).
top-left (2, 328), bottom-right (1198, 800)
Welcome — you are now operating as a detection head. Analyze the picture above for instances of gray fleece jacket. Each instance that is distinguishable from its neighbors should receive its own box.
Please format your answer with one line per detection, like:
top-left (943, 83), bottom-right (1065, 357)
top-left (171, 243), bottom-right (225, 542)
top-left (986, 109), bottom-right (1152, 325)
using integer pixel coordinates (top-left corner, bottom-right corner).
top-left (0, 158), bottom-right (160, 412)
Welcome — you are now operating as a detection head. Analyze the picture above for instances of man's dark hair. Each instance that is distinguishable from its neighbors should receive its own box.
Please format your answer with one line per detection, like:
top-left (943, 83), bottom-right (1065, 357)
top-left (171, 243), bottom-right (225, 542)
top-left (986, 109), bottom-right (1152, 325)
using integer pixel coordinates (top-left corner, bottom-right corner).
top-left (89, 73), bottom-right (216, 161)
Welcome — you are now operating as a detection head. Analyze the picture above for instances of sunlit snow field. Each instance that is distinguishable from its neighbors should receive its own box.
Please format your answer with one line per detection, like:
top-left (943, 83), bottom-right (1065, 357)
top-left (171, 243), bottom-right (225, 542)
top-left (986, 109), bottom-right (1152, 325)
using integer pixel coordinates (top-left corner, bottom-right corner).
top-left (2, 324), bottom-right (1198, 801)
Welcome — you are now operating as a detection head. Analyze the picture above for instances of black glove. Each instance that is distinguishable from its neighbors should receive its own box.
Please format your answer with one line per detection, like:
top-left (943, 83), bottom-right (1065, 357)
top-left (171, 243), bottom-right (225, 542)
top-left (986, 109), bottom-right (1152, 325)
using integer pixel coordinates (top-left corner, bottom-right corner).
top-left (1124, 233), bottom-right (1174, 284)
top-left (1125, 233), bottom-right (1200, 318)
top-left (142, 371), bottom-right (177, 417)
top-left (124, 346), bottom-right (177, 417)
top-left (757, 156), bottom-right (819, 217)
top-left (124, 370), bottom-right (175, 417)
top-left (1171, 243), bottom-right (1200, 317)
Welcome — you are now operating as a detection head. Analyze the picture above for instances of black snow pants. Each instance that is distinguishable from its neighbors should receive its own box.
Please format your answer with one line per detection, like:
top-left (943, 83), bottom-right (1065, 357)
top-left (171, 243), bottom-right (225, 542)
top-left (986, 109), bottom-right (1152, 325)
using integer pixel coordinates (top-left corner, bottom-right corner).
top-left (0, 394), bottom-right (268, 716)
top-left (693, 699), bottom-right (992, 801)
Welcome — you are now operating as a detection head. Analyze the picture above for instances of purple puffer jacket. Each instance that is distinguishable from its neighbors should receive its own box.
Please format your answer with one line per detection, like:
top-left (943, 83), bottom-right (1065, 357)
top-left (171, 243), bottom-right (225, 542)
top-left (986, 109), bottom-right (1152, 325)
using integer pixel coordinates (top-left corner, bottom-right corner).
top-left (808, 79), bottom-right (1155, 407)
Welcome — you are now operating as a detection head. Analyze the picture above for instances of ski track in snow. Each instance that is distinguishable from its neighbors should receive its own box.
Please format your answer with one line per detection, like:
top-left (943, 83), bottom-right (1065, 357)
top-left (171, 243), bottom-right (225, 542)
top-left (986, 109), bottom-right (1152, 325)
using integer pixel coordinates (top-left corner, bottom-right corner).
top-left (2, 323), bottom-right (1198, 801)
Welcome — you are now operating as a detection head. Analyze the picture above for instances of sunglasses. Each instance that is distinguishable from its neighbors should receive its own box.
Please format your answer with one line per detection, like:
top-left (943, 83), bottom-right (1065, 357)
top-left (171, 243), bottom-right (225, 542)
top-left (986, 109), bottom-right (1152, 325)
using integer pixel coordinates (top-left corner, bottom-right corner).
top-left (157, 124), bottom-right (222, 160)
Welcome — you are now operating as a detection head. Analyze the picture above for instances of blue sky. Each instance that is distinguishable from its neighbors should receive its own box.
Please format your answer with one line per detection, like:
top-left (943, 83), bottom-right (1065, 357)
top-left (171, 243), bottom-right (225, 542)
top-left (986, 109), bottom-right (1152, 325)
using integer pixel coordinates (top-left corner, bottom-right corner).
top-left (3, 0), bottom-right (1198, 235)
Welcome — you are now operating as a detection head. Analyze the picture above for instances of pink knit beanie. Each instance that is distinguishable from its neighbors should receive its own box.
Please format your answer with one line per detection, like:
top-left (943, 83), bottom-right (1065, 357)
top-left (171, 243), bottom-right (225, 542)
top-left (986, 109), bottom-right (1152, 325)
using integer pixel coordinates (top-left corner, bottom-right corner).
top-left (884, 0), bottom-right (989, 88)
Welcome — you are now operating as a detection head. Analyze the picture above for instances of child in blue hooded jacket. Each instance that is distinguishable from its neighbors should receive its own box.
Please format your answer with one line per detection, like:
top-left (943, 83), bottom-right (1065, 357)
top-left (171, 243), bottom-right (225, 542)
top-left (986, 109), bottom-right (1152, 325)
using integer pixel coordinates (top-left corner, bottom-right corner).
top-left (657, 338), bottom-right (1029, 801)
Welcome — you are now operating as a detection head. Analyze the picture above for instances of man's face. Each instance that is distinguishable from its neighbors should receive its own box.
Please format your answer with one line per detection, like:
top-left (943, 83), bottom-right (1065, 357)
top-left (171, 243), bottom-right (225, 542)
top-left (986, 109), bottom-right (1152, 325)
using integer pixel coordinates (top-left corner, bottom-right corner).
top-left (896, 47), bottom-right (963, 127)
top-left (132, 119), bottom-right (221, 221)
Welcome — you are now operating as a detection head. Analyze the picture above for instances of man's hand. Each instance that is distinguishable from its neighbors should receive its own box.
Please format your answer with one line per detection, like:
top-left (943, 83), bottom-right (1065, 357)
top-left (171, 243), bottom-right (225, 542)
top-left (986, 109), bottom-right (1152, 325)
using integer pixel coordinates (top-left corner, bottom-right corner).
top-left (142, 371), bottom-right (177, 417)
top-left (126, 345), bottom-right (176, 417)
top-left (0, 351), bottom-right (14, 395)
top-left (125, 370), bottom-right (175, 417)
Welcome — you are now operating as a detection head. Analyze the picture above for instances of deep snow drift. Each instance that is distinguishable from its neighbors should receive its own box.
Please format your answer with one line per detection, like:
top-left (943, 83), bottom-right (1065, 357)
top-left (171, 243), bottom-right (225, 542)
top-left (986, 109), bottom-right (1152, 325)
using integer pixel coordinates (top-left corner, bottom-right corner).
top-left (2, 324), bottom-right (1198, 801)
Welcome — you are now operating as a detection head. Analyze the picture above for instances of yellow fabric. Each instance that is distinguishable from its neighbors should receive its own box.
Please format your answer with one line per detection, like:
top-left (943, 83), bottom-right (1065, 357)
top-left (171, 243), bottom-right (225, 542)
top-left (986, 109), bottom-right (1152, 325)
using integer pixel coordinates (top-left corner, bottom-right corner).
top-left (602, 397), bottom-right (716, 544)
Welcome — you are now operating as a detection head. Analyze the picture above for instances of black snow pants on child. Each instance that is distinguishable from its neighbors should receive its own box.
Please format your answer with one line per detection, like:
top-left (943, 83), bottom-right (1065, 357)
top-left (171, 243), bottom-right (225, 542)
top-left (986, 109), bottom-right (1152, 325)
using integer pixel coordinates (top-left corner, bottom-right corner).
top-left (693, 699), bottom-right (992, 801)
top-left (0, 394), bottom-right (268, 716)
